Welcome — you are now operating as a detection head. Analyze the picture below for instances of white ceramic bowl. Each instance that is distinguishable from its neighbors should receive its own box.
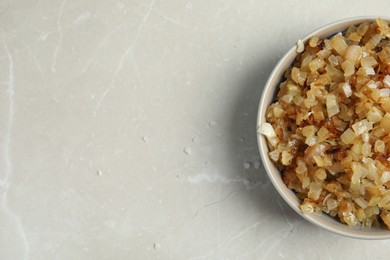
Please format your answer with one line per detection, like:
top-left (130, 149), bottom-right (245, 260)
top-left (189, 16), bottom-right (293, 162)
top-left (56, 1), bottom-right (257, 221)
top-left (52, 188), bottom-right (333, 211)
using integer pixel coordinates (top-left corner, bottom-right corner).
top-left (257, 16), bottom-right (390, 239)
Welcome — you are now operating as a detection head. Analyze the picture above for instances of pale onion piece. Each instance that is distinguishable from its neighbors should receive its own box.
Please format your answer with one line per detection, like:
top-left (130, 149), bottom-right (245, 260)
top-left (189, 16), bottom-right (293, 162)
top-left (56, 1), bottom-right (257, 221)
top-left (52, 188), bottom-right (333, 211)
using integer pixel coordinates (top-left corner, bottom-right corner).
top-left (331, 36), bottom-right (348, 56)
top-left (301, 54), bottom-right (315, 69)
top-left (367, 106), bottom-right (383, 123)
top-left (362, 157), bottom-right (377, 181)
top-left (361, 56), bottom-right (378, 68)
top-left (352, 140), bottom-right (363, 154)
top-left (326, 93), bottom-right (340, 117)
top-left (372, 206), bottom-right (380, 215)
top-left (304, 143), bottom-right (326, 164)
top-left (258, 123), bottom-right (279, 146)
top-left (351, 162), bottom-right (369, 184)
top-left (302, 125), bottom-right (317, 137)
top-left (340, 128), bottom-right (356, 144)
top-left (308, 182), bottom-right (322, 201)
top-left (268, 150), bottom-right (280, 162)
top-left (291, 67), bottom-right (307, 86)
top-left (302, 111), bottom-right (312, 120)
top-left (312, 105), bottom-right (325, 121)
top-left (356, 210), bottom-right (366, 223)
top-left (380, 113), bottom-right (390, 134)
top-left (377, 17), bottom-right (390, 38)
top-left (304, 96), bottom-right (317, 108)
top-left (362, 142), bottom-right (373, 157)
top-left (348, 32), bottom-right (362, 42)
top-left (352, 119), bottom-right (373, 135)
top-left (317, 126), bottom-right (329, 142)
top-left (273, 106), bottom-right (284, 118)
top-left (301, 175), bottom-right (311, 189)
top-left (341, 82), bottom-right (352, 97)
top-left (325, 64), bottom-right (344, 82)
top-left (384, 75), bottom-right (390, 88)
top-left (381, 171), bottom-right (390, 184)
top-left (300, 202), bottom-right (315, 214)
top-left (342, 212), bottom-right (359, 226)
top-left (371, 89), bottom-right (381, 101)
top-left (324, 39), bottom-right (332, 49)
top-left (317, 49), bottom-right (332, 59)
top-left (362, 133), bottom-right (370, 143)
top-left (379, 88), bottom-right (390, 97)
top-left (309, 36), bottom-right (319, 47)
top-left (357, 21), bottom-right (369, 35)
top-left (344, 45), bottom-right (362, 63)
top-left (371, 126), bottom-right (385, 138)
top-left (328, 55), bottom-right (339, 66)
top-left (281, 94), bottom-right (294, 104)
top-left (355, 197), bottom-right (369, 209)
top-left (341, 60), bottom-right (355, 76)
top-left (313, 155), bottom-right (325, 167)
top-left (327, 198), bottom-right (338, 210)
top-left (293, 95), bottom-right (304, 106)
top-left (281, 151), bottom-right (293, 166)
top-left (375, 140), bottom-right (385, 153)
top-left (286, 83), bottom-right (301, 96)
top-left (367, 80), bottom-right (378, 89)
top-left (362, 208), bottom-right (376, 224)
top-left (379, 47), bottom-right (390, 64)
top-left (365, 33), bottom-right (383, 50)
top-left (314, 168), bottom-right (327, 182)
top-left (309, 58), bottom-right (325, 73)
top-left (323, 193), bottom-right (332, 205)
top-left (295, 159), bottom-right (308, 174)
top-left (381, 97), bottom-right (390, 112)
top-left (365, 67), bottom-right (375, 75)
top-left (369, 197), bottom-right (381, 207)
top-left (305, 136), bottom-right (318, 146)
top-left (296, 39), bottom-right (304, 53)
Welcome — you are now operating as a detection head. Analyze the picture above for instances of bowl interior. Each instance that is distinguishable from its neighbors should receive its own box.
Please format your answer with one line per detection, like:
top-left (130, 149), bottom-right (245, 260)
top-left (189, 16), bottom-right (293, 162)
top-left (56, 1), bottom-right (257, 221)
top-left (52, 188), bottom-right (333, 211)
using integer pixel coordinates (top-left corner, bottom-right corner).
top-left (257, 16), bottom-right (390, 239)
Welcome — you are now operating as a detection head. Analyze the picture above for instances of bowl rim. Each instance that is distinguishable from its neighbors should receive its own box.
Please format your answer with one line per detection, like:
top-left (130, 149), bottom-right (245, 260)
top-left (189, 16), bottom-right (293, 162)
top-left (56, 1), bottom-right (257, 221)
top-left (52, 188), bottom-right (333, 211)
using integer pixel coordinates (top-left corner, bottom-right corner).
top-left (257, 16), bottom-right (390, 239)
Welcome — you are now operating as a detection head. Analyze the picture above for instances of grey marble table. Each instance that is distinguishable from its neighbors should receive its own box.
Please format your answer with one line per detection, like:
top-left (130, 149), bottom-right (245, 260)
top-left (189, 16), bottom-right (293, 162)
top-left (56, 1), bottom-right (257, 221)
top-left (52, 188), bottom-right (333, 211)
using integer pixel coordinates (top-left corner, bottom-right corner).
top-left (1, 0), bottom-right (390, 259)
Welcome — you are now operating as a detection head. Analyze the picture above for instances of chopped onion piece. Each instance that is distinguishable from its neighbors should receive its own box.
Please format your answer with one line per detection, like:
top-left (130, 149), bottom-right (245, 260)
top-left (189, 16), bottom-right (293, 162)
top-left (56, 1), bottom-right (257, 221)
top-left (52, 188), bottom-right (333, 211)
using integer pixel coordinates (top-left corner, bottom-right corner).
top-left (365, 67), bottom-right (375, 75)
top-left (381, 171), bottom-right (390, 184)
top-left (326, 93), bottom-right (339, 117)
top-left (367, 80), bottom-right (378, 89)
top-left (345, 45), bottom-right (362, 63)
top-left (354, 197), bottom-right (369, 209)
top-left (367, 106), bottom-right (383, 123)
top-left (340, 128), bottom-right (356, 144)
top-left (296, 40), bottom-right (304, 53)
top-left (384, 75), bottom-right (390, 88)
top-left (258, 123), bottom-right (279, 146)
top-left (380, 113), bottom-right (390, 134)
top-left (341, 60), bottom-right (355, 76)
top-left (379, 88), bottom-right (390, 97)
top-left (361, 56), bottom-right (378, 68)
top-left (308, 182), bottom-right (322, 200)
top-left (352, 119), bottom-right (373, 135)
top-left (331, 35), bottom-right (348, 56)
top-left (341, 82), bottom-right (352, 97)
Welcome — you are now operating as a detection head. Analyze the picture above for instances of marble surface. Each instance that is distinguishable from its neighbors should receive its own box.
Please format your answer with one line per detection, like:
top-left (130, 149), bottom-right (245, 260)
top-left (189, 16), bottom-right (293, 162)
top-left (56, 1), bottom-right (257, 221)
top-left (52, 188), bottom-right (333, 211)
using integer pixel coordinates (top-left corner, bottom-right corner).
top-left (2, 0), bottom-right (390, 259)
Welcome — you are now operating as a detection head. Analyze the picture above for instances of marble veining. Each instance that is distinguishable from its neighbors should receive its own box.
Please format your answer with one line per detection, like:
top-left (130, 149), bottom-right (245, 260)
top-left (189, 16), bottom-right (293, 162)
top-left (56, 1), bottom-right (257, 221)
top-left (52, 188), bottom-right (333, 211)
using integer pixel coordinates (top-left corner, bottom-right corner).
top-left (1, 41), bottom-right (29, 259)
